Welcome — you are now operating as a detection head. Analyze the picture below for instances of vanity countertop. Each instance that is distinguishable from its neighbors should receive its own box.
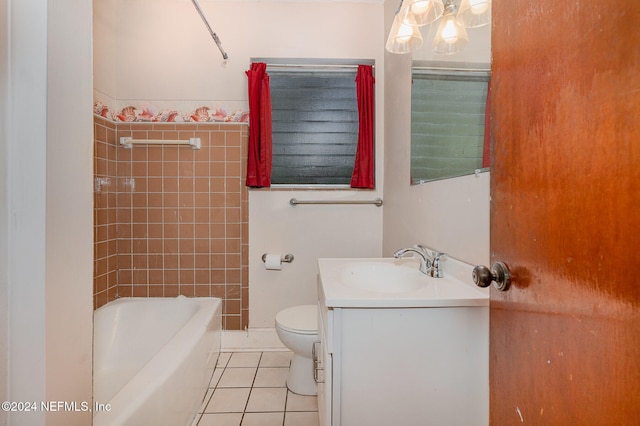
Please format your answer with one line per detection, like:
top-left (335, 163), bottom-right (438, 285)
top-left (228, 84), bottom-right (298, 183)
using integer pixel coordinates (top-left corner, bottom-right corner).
top-left (317, 256), bottom-right (489, 309)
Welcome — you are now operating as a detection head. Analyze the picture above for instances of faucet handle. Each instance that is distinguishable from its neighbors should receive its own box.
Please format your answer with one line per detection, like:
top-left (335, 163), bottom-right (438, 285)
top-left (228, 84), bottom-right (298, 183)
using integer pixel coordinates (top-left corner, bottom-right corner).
top-left (413, 245), bottom-right (447, 261)
top-left (430, 252), bottom-right (447, 278)
top-left (432, 252), bottom-right (447, 262)
top-left (413, 244), bottom-right (430, 256)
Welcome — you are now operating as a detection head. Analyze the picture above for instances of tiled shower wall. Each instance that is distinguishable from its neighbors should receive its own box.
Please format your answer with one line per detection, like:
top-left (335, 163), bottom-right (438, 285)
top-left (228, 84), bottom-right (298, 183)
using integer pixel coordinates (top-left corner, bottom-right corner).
top-left (93, 116), bottom-right (249, 330)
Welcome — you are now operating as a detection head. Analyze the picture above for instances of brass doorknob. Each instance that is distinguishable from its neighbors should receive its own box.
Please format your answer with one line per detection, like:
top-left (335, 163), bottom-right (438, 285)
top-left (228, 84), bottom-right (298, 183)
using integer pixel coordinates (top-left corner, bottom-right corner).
top-left (472, 261), bottom-right (511, 291)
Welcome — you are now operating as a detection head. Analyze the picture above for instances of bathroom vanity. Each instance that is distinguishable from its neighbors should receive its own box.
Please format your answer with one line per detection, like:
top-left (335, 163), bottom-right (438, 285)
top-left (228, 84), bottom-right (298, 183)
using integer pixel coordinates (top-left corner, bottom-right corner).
top-left (315, 257), bottom-right (489, 426)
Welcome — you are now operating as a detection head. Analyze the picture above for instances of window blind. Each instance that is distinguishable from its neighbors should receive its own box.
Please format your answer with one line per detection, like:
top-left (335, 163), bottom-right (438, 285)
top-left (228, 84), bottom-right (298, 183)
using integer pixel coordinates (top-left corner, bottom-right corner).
top-left (411, 72), bottom-right (489, 182)
top-left (269, 70), bottom-right (359, 185)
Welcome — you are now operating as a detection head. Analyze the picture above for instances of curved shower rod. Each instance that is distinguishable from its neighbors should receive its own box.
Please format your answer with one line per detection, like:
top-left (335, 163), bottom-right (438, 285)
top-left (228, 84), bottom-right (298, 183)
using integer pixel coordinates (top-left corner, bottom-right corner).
top-left (190, 0), bottom-right (229, 60)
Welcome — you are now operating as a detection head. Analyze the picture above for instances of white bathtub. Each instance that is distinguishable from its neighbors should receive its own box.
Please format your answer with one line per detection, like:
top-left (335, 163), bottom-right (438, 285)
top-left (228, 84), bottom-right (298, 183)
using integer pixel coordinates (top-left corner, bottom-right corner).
top-left (93, 297), bottom-right (221, 426)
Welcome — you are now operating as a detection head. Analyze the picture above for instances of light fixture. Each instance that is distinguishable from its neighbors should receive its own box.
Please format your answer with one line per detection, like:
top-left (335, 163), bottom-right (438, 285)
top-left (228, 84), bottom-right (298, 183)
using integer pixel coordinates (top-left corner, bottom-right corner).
top-left (432, 2), bottom-right (468, 55)
top-left (399, 0), bottom-right (444, 26)
top-left (458, 0), bottom-right (491, 28)
top-left (385, 0), bottom-right (490, 55)
top-left (385, 5), bottom-right (424, 54)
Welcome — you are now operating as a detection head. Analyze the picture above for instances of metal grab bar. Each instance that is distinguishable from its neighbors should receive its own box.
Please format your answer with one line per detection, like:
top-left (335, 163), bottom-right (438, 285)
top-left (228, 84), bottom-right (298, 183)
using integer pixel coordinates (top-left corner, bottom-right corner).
top-left (290, 198), bottom-right (383, 207)
top-left (119, 137), bottom-right (201, 150)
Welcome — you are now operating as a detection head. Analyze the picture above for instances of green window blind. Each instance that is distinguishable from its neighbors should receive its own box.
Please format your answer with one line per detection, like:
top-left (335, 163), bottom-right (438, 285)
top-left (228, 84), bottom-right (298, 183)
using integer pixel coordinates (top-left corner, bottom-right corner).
top-left (411, 70), bottom-right (489, 183)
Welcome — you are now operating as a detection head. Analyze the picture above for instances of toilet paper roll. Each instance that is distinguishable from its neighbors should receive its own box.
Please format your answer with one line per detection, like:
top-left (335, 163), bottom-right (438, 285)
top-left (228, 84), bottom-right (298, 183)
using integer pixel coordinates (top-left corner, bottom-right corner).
top-left (264, 254), bottom-right (282, 270)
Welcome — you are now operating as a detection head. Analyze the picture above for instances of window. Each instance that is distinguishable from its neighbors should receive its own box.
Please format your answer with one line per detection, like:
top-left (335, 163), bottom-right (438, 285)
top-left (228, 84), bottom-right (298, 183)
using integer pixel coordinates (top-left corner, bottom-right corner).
top-left (410, 67), bottom-right (489, 183)
top-left (266, 62), bottom-right (364, 186)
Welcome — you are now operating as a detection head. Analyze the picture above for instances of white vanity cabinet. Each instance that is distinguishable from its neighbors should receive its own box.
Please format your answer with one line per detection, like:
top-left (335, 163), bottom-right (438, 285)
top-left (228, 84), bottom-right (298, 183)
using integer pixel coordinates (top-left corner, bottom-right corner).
top-left (316, 258), bottom-right (489, 426)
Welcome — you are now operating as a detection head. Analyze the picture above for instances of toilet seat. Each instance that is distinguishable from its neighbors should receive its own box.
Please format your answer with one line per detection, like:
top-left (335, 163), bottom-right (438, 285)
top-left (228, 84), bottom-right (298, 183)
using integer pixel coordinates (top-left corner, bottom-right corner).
top-left (275, 305), bottom-right (317, 335)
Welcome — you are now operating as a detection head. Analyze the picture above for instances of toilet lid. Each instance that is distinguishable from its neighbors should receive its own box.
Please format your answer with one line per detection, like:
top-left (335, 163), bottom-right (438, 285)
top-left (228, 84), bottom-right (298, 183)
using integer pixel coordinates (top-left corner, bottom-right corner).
top-left (276, 305), bottom-right (318, 335)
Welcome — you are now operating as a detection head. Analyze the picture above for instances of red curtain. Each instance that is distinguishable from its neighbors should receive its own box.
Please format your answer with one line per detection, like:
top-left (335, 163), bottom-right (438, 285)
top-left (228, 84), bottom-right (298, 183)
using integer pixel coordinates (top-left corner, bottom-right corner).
top-left (350, 65), bottom-right (375, 189)
top-left (482, 80), bottom-right (491, 169)
top-left (245, 62), bottom-right (272, 187)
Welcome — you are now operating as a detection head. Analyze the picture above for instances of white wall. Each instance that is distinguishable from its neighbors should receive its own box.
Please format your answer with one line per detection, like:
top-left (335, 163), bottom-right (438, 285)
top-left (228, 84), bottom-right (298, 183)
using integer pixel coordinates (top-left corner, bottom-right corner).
top-left (94, 0), bottom-right (386, 328)
top-left (45, 1), bottom-right (94, 424)
top-left (1, 0), bottom-right (93, 425)
top-left (3, 1), bottom-right (48, 423)
top-left (382, 0), bottom-right (491, 267)
top-left (93, 0), bottom-right (117, 108)
top-left (249, 191), bottom-right (383, 327)
top-left (95, 0), bottom-right (386, 115)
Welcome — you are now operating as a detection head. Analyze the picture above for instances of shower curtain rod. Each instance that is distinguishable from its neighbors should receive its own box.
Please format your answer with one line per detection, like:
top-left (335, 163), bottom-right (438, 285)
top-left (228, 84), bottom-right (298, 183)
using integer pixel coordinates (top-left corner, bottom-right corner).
top-left (251, 58), bottom-right (375, 71)
top-left (265, 63), bottom-right (375, 70)
top-left (190, 0), bottom-right (228, 60)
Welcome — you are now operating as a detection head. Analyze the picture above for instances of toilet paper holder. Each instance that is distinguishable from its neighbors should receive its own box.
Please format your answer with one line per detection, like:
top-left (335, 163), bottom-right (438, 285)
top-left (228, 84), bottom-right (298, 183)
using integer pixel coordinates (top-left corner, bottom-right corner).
top-left (261, 253), bottom-right (294, 263)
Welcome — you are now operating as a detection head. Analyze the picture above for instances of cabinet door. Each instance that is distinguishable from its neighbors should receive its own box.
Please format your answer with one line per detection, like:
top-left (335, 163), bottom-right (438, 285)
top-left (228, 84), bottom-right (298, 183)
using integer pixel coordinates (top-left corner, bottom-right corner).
top-left (316, 315), bottom-right (331, 426)
top-left (317, 304), bottom-right (333, 426)
top-left (338, 307), bottom-right (487, 425)
top-left (317, 337), bottom-right (332, 426)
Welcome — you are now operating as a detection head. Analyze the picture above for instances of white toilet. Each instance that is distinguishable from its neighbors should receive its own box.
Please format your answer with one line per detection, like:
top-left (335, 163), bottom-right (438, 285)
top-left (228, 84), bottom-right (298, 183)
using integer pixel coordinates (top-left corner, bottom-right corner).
top-left (275, 304), bottom-right (318, 395)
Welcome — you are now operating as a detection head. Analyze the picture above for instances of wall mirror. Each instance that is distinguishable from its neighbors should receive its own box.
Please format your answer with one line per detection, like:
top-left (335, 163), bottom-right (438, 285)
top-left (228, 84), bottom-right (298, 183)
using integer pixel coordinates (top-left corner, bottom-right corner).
top-left (410, 62), bottom-right (491, 185)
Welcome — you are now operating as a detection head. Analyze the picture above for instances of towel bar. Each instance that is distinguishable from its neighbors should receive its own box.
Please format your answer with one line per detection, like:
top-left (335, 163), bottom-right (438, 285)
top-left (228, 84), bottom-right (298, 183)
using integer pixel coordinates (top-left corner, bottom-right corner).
top-left (119, 137), bottom-right (201, 150)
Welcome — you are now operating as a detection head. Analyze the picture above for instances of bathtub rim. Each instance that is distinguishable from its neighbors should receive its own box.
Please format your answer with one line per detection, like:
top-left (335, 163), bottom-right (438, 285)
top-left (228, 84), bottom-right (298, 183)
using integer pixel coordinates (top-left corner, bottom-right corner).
top-left (92, 296), bottom-right (222, 425)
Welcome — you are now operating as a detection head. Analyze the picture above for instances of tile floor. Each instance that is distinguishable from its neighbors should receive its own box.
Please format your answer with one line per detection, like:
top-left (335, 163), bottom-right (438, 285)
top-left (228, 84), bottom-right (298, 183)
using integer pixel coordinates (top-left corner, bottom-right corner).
top-left (192, 351), bottom-right (320, 426)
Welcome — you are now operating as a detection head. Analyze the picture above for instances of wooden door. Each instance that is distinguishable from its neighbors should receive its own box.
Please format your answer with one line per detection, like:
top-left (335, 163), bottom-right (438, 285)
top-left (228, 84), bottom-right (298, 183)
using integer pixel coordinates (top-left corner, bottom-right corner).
top-left (490, 0), bottom-right (640, 424)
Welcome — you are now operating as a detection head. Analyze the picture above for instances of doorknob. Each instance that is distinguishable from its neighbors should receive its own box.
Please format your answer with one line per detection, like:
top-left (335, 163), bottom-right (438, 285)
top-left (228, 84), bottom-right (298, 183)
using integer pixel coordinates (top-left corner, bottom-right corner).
top-left (472, 261), bottom-right (511, 291)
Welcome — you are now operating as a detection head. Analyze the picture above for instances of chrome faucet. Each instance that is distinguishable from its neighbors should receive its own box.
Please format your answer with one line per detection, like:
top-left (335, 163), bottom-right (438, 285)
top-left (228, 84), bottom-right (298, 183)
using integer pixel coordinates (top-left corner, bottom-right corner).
top-left (393, 247), bottom-right (430, 275)
top-left (393, 245), bottom-right (447, 278)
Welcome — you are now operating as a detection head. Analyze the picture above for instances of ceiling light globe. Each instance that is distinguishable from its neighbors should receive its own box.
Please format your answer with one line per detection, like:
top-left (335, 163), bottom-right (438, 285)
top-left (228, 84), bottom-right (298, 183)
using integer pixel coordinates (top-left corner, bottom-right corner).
top-left (470, 0), bottom-right (489, 14)
top-left (400, 0), bottom-right (444, 26)
top-left (441, 19), bottom-right (460, 43)
top-left (386, 11), bottom-right (424, 54)
top-left (458, 0), bottom-right (491, 28)
top-left (432, 10), bottom-right (469, 55)
top-left (411, 1), bottom-right (431, 15)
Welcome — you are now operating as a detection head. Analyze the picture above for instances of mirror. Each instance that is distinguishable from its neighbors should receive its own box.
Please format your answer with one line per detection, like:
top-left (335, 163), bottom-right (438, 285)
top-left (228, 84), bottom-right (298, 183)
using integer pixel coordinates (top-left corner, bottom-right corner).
top-left (410, 62), bottom-right (490, 184)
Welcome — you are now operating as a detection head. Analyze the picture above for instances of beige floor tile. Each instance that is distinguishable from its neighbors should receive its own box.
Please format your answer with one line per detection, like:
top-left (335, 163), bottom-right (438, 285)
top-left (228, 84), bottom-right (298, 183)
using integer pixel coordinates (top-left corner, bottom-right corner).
top-left (259, 351), bottom-right (292, 368)
top-left (205, 387), bottom-right (251, 413)
top-left (253, 367), bottom-right (288, 388)
top-left (198, 389), bottom-right (214, 413)
top-left (190, 413), bottom-right (200, 426)
top-left (197, 412), bottom-right (243, 426)
top-left (245, 387), bottom-right (288, 413)
top-left (241, 412), bottom-right (285, 426)
top-left (209, 367), bottom-right (224, 388)
top-left (218, 367), bottom-right (258, 388)
top-left (217, 352), bottom-right (232, 368)
top-left (284, 411), bottom-right (320, 426)
top-left (192, 351), bottom-right (318, 426)
top-left (227, 352), bottom-right (262, 368)
top-left (286, 391), bottom-right (318, 412)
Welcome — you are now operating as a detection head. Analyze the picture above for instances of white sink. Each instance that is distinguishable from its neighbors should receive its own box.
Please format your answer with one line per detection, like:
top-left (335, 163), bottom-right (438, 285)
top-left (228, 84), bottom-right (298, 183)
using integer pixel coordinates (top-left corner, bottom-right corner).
top-left (318, 257), bottom-right (489, 308)
top-left (340, 262), bottom-right (426, 293)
